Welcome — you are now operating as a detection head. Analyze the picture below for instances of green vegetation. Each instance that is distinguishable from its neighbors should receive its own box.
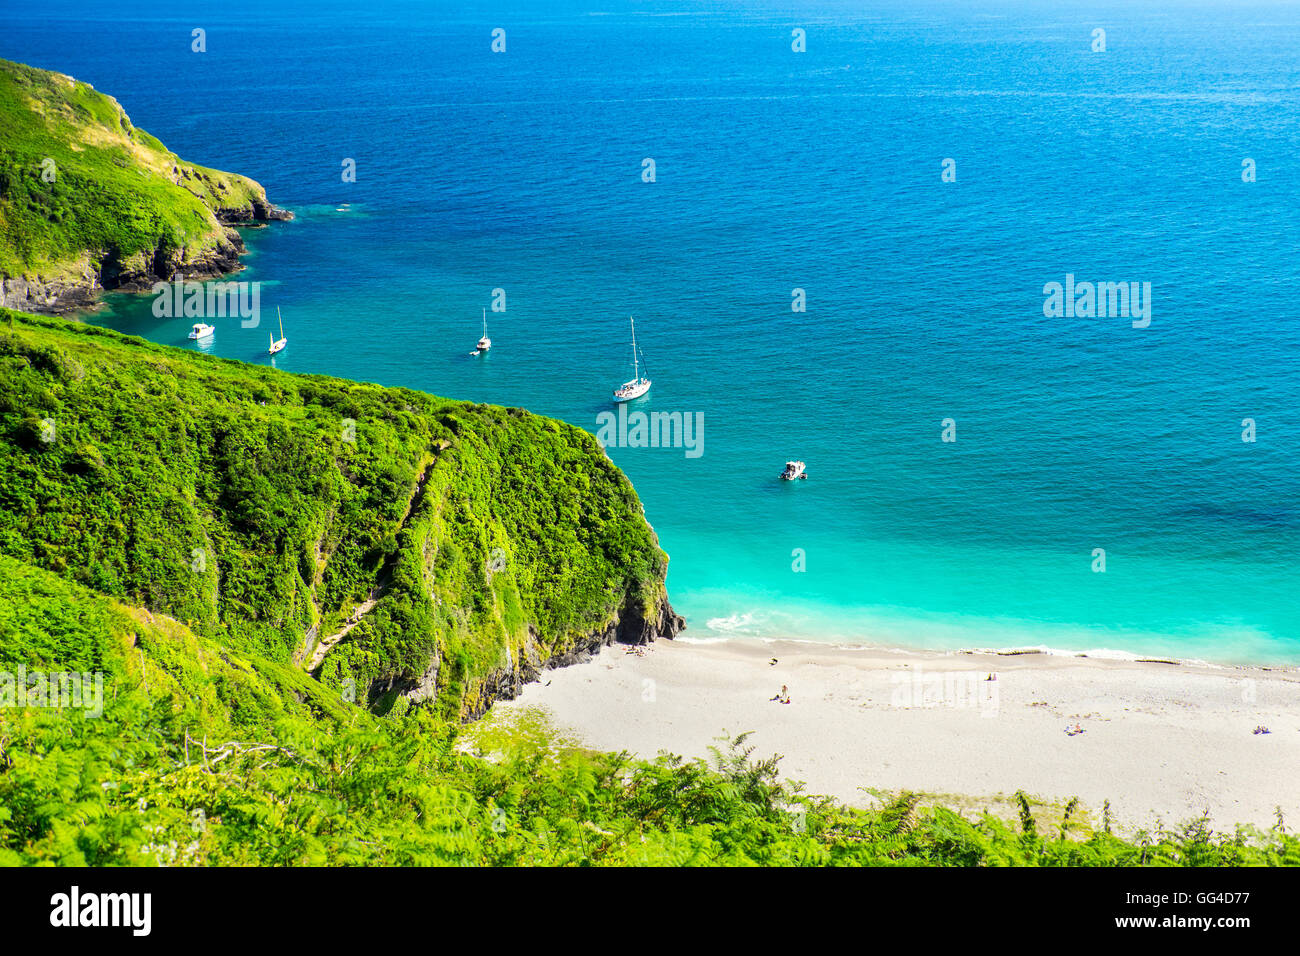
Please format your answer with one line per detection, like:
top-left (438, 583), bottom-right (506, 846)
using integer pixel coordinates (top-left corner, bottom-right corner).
top-left (0, 58), bottom-right (270, 286)
top-left (1, 309), bottom-right (1296, 866)
top-left (0, 309), bottom-right (671, 719)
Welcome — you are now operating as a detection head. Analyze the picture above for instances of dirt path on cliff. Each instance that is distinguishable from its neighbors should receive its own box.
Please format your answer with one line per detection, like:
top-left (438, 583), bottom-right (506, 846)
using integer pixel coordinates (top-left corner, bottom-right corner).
top-left (303, 459), bottom-right (436, 673)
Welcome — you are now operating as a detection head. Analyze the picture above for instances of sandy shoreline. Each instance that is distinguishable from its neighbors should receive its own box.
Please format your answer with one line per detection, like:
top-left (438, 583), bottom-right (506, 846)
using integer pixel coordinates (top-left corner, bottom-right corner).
top-left (490, 637), bottom-right (1300, 832)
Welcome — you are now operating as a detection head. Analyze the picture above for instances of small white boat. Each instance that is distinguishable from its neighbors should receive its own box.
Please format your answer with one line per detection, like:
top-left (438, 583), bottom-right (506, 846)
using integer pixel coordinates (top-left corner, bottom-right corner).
top-left (612, 315), bottom-right (651, 402)
top-left (268, 307), bottom-right (287, 355)
top-left (476, 308), bottom-right (491, 352)
top-left (188, 323), bottom-right (214, 340)
top-left (780, 460), bottom-right (807, 481)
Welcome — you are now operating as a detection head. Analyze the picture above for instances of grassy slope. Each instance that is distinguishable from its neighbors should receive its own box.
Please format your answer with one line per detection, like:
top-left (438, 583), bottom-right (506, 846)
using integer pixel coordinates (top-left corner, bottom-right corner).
top-left (0, 308), bottom-right (669, 720)
top-left (0, 58), bottom-right (265, 280)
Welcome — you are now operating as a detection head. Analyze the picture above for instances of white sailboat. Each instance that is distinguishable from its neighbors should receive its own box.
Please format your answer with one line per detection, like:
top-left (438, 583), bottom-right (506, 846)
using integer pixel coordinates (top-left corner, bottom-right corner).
top-left (476, 308), bottom-right (491, 352)
top-left (612, 315), bottom-right (651, 402)
top-left (268, 307), bottom-right (287, 355)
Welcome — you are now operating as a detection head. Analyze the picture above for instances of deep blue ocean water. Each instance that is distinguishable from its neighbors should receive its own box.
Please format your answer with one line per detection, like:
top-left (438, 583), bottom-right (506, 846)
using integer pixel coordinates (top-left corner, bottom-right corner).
top-left (4, 0), bottom-right (1299, 663)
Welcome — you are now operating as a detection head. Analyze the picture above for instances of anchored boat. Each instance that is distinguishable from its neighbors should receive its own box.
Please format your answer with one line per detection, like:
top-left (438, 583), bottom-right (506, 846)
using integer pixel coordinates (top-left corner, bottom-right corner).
top-left (268, 307), bottom-right (287, 355)
top-left (612, 315), bottom-right (651, 402)
top-left (780, 460), bottom-right (807, 481)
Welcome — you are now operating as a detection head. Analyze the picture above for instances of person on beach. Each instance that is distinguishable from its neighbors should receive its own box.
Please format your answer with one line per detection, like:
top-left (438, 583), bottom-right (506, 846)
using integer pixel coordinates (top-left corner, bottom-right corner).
top-left (771, 684), bottom-right (790, 704)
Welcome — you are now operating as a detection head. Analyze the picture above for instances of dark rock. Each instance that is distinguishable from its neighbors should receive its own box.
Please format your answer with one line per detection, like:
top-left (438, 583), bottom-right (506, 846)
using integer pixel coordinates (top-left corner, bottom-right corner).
top-left (4, 195), bottom-right (291, 315)
top-left (457, 588), bottom-right (684, 722)
top-left (215, 198), bottom-right (295, 224)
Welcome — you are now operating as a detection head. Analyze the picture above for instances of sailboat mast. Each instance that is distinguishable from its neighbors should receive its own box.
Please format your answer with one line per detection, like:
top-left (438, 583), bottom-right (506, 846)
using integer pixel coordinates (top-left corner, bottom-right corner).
top-left (630, 316), bottom-right (638, 380)
top-left (483, 308), bottom-right (487, 337)
top-left (277, 307), bottom-right (284, 340)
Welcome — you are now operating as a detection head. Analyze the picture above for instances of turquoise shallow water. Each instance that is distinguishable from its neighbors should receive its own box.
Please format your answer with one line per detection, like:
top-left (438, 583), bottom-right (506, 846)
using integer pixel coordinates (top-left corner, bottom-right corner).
top-left (5, 0), bottom-right (1299, 663)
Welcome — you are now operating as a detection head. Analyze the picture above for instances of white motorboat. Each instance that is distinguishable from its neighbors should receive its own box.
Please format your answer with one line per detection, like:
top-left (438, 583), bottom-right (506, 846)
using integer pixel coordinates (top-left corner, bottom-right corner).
top-left (780, 460), bottom-right (807, 481)
top-left (188, 323), bottom-right (215, 340)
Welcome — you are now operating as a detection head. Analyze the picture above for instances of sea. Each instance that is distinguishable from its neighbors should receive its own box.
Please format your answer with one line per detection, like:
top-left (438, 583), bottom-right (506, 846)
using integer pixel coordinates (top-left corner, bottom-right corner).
top-left (4, 0), bottom-right (1298, 664)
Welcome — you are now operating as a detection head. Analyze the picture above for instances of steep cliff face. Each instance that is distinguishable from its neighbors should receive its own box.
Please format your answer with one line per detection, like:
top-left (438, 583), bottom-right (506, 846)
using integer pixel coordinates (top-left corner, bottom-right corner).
top-left (0, 58), bottom-right (291, 314)
top-left (0, 310), bottom-right (683, 721)
top-left (454, 591), bottom-right (685, 721)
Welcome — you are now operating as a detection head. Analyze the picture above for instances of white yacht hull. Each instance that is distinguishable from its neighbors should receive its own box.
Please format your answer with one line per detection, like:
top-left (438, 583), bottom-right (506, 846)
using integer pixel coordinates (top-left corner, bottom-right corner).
top-left (613, 379), bottom-right (651, 402)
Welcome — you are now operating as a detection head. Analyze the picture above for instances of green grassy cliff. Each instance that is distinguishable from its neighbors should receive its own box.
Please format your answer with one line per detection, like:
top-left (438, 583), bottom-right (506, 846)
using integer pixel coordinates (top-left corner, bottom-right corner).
top-left (0, 309), bottom-right (682, 722)
top-left (0, 58), bottom-right (290, 313)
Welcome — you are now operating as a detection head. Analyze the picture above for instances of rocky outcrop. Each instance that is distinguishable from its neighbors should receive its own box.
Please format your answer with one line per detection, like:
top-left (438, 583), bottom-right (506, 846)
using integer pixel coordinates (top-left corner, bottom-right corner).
top-left (356, 583), bottom-right (684, 721)
top-left (0, 201), bottom-right (294, 315)
top-left (100, 231), bottom-right (245, 293)
top-left (457, 588), bottom-right (685, 721)
top-left (0, 58), bottom-right (297, 315)
top-left (0, 260), bottom-right (101, 314)
top-left (216, 198), bottom-right (295, 224)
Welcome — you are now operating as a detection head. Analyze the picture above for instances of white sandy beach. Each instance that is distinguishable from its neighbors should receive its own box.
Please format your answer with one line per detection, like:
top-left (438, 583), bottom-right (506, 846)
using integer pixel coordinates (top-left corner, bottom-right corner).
top-left (491, 638), bottom-right (1300, 832)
